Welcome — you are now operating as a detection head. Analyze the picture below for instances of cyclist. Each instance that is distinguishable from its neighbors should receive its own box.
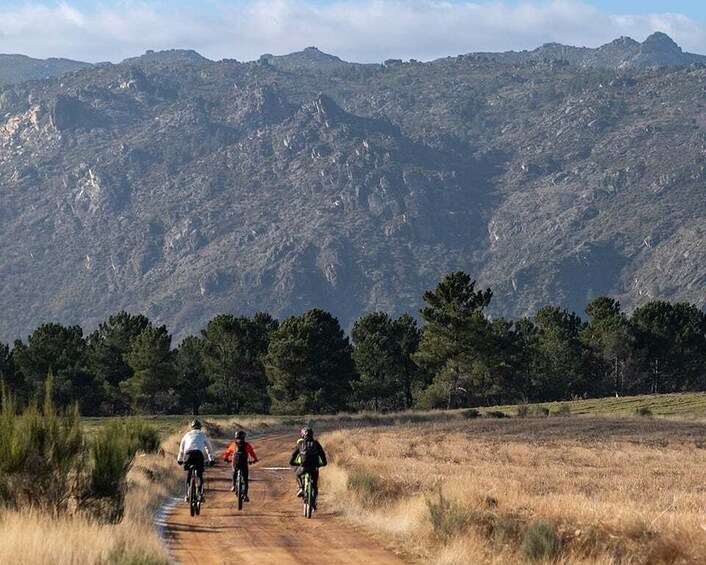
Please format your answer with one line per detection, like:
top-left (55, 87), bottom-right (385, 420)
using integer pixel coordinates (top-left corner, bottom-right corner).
top-left (289, 427), bottom-right (327, 508)
top-left (177, 419), bottom-right (215, 502)
top-left (222, 430), bottom-right (258, 501)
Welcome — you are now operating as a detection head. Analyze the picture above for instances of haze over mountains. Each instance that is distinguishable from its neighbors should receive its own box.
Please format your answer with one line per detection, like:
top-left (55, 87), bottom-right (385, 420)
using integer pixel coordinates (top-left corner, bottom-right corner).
top-left (1, 33), bottom-right (705, 342)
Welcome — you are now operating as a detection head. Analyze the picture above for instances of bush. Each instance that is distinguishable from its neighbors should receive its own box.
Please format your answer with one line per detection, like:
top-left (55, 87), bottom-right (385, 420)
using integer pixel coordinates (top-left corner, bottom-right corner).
top-left (516, 404), bottom-right (530, 418)
top-left (493, 515), bottom-right (523, 547)
top-left (462, 408), bottom-right (480, 419)
top-left (347, 470), bottom-right (405, 507)
top-left (0, 383), bottom-right (160, 523)
top-left (635, 406), bottom-right (653, 417)
top-left (536, 406), bottom-right (550, 417)
top-left (521, 520), bottom-right (560, 560)
top-left (553, 404), bottom-right (572, 417)
top-left (426, 488), bottom-right (470, 540)
top-left (486, 410), bottom-right (507, 419)
top-left (101, 543), bottom-right (169, 565)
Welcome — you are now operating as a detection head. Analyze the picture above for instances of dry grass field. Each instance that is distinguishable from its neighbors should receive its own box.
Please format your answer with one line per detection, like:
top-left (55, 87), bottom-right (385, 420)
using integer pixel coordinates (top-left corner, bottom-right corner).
top-left (0, 432), bottom-right (183, 565)
top-left (323, 416), bottom-right (706, 564)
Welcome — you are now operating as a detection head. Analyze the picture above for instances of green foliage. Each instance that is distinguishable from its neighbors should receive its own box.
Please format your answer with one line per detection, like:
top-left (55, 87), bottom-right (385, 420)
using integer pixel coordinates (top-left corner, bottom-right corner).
top-left (414, 272), bottom-right (494, 409)
top-left (201, 313), bottom-right (276, 414)
top-left (175, 336), bottom-right (209, 415)
top-left (351, 312), bottom-right (405, 411)
top-left (265, 309), bottom-right (353, 414)
top-left (426, 487), bottom-right (470, 540)
top-left (86, 312), bottom-right (151, 415)
top-left (0, 381), bottom-right (160, 523)
top-left (521, 520), bottom-right (560, 561)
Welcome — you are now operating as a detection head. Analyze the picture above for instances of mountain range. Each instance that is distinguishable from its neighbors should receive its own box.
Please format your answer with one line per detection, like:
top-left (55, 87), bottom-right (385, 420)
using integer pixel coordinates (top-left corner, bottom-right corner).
top-left (0, 32), bottom-right (705, 342)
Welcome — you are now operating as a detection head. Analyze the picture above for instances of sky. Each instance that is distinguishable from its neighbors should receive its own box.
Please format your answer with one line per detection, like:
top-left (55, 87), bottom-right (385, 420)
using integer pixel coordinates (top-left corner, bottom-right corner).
top-left (1, 0), bottom-right (705, 63)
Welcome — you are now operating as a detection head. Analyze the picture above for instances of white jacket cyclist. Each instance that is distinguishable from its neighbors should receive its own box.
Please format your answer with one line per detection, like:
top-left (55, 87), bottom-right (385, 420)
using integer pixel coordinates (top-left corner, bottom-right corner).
top-left (177, 429), bottom-right (215, 463)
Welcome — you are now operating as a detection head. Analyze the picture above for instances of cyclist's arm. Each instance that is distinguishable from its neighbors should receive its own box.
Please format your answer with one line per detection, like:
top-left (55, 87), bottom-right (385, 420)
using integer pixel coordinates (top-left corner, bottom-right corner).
top-left (203, 434), bottom-right (215, 462)
top-left (317, 441), bottom-right (328, 466)
top-left (177, 435), bottom-right (186, 463)
top-left (247, 443), bottom-right (258, 462)
top-left (288, 448), bottom-right (299, 466)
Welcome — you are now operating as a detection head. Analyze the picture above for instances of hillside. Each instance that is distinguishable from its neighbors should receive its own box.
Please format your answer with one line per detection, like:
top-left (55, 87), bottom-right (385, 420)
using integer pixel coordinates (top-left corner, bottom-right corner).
top-left (0, 33), bottom-right (705, 342)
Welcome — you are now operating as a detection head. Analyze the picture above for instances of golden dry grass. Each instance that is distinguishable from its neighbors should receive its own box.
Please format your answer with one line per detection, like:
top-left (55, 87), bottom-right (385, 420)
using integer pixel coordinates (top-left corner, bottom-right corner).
top-left (322, 417), bottom-right (706, 564)
top-left (0, 430), bottom-right (185, 565)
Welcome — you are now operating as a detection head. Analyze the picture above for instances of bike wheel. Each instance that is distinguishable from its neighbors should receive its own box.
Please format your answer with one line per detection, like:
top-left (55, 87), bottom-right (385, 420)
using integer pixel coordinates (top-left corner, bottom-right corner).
top-left (189, 477), bottom-right (197, 517)
top-left (303, 474), bottom-right (313, 519)
top-left (237, 470), bottom-right (244, 511)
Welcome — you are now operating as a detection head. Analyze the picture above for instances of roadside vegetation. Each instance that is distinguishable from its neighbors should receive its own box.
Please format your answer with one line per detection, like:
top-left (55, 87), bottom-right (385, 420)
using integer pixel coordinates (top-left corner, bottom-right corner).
top-left (323, 412), bottom-right (706, 564)
top-left (0, 383), bottom-right (179, 565)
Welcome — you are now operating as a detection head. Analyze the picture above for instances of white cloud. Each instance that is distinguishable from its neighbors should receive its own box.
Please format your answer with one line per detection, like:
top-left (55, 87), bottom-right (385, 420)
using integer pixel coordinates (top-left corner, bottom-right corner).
top-left (0, 0), bottom-right (704, 63)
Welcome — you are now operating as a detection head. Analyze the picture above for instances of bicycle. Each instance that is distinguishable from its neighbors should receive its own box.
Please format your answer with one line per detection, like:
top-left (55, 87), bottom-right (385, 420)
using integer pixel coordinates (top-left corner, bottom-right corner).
top-left (302, 471), bottom-right (315, 518)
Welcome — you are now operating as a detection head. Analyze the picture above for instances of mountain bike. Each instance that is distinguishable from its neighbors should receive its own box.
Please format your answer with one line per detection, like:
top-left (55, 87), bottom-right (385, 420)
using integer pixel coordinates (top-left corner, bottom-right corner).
top-left (302, 471), bottom-right (315, 518)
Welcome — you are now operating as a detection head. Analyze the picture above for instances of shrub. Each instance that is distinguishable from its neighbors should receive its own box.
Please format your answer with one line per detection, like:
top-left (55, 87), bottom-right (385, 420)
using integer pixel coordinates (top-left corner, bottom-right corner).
top-left (462, 408), bottom-right (480, 419)
top-left (426, 488), bottom-right (470, 540)
top-left (486, 410), bottom-right (507, 419)
top-left (516, 404), bottom-right (530, 418)
top-left (493, 515), bottom-right (523, 547)
top-left (347, 470), bottom-right (405, 507)
top-left (635, 406), bottom-right (653, 417)
top-left (536, 406), bottom-right (550, 417)
top-left (0, 382), bottom-right (160, 523)
top-left (521, 520), bottom-right (560, 560)
top-left (101, 543), bottom-right (169, 565)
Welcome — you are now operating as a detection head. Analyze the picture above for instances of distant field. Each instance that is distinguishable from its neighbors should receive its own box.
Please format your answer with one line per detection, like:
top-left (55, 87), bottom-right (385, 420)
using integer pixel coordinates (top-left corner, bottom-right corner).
top-left (477, 391), bottom-right (706, 419)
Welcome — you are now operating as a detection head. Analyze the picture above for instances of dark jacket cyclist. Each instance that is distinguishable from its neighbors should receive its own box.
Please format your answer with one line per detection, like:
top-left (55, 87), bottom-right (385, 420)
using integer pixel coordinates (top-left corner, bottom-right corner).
top-left (289, 427), bottom-right (327, 506)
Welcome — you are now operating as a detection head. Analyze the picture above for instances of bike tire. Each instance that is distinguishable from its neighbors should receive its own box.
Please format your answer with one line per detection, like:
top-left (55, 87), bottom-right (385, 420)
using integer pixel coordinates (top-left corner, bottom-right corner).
top-left (237, 470), bottom-right (244, 511)
top-left (303, 474), bottom-right (313, 519)
top-left (189, 477), bottom-right (197, 517)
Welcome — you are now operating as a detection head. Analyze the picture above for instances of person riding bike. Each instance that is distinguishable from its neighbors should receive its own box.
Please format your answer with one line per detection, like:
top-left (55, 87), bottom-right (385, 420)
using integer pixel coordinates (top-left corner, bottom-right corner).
top-left (177, 419), bottom-right (215, 502)
top-left (289, 427), bottom-right (327, 508)
top-left (222, 430), bottom-right (258, 501)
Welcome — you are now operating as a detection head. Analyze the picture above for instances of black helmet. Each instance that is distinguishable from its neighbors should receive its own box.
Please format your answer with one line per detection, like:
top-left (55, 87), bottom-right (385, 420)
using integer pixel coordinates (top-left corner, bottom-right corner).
top-left (190, 419), bottom-right (202, 430)
top-left (300, 427), bottom-right (313, 439)
top-left (235, 430), bottom-right (246, 440)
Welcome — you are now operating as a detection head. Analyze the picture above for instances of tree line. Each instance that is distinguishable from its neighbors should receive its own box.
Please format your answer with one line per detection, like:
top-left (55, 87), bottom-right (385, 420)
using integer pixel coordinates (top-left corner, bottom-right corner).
top-left (1, 271), bottom-right (705, 415)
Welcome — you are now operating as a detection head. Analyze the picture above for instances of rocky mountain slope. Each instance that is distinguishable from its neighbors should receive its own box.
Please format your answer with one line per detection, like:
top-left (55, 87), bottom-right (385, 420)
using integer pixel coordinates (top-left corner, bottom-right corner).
top-left (1, 33), bottom-right (705, 342)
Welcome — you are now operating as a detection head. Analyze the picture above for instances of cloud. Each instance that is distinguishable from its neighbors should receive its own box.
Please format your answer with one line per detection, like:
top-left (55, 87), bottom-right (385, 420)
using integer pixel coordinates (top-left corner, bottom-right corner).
top-left (0, 0), bottom-right (705, 63)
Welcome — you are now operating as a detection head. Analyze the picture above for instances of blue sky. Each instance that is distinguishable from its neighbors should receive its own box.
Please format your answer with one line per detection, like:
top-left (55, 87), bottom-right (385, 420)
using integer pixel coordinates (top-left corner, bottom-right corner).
top-left (1, 1), bottom-right (705, 63)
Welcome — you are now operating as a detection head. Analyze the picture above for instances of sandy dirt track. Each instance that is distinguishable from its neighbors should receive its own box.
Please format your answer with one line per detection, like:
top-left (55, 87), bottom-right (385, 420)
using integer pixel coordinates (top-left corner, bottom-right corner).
top-left (166, 433), bottom-right (408, 564)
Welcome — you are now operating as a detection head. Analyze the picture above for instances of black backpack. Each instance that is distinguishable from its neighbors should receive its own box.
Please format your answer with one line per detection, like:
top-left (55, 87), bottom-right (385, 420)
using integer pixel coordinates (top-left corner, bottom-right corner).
top-left (234, 442), bottom-right (247, 466)
top-left (299, 439), bottom-right (320, 467)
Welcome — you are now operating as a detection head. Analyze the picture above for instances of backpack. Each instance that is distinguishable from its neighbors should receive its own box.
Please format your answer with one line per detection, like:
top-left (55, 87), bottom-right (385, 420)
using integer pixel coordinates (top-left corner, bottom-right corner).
top-left (298, 439), bottom-right (320, 467)
top-left (233, 441), bottom-right (247, 467)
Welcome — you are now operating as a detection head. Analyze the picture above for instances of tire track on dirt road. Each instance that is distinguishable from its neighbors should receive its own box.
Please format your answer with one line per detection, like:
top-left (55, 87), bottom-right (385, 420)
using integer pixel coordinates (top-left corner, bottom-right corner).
top-left (166, 433), bottom-right (408, 564)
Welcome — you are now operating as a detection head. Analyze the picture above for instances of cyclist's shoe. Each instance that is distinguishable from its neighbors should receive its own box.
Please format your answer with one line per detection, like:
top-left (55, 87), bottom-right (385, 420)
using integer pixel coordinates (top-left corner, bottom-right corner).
top-left (230, 486), bottom-right (236, 492)
top-left (312, 501), bottom-right (317, 510)
top-left (244, 495), bottom-right (250, 502)
top-left (296, 488), bottom-right (304, 498)
top-left (184, 495), bottom-right (188, 502)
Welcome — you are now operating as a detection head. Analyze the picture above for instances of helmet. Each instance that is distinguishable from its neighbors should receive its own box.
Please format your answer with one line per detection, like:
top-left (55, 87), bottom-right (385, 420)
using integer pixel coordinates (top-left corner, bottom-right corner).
top-left (235, 430), bottom-right (246, 440)
top-left (300, 427), bottom-right (313, 439)
top-left (190, 419), bottom-right (202, 430)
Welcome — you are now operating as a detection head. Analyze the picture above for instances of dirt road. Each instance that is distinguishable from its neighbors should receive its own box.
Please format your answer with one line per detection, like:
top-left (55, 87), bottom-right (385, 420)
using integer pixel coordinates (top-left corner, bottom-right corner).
top-left (165, 434), bottom-right (408, 564)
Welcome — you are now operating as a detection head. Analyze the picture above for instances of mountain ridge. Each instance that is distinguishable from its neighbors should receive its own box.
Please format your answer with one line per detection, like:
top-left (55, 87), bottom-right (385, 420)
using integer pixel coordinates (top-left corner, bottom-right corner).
top-left (1, 35), bottom-right (705, 342)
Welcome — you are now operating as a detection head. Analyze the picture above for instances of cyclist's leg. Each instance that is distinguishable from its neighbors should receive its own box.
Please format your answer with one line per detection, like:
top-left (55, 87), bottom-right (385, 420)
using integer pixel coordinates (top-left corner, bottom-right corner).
top-left (295, 466), bottom-right (305, 495)
top-left (311, 468), bottom-right (320, 509)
